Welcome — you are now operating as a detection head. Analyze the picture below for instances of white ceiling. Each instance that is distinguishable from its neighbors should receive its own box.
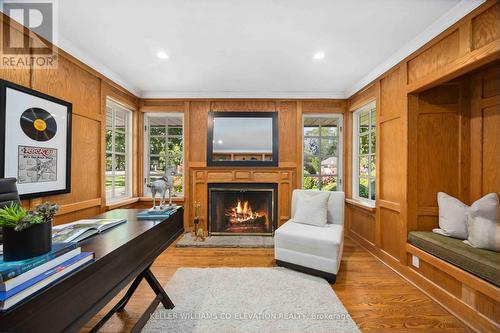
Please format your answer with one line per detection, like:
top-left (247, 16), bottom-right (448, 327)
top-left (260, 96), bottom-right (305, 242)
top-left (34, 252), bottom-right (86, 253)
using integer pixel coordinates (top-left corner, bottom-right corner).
top-left (9, 0), bottom-right (487, 98)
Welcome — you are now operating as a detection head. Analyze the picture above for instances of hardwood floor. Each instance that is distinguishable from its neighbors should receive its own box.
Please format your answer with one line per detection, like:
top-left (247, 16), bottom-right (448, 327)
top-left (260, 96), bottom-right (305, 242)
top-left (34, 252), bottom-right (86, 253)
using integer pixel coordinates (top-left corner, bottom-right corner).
top-left (81, 236), bottom-right (472, 332)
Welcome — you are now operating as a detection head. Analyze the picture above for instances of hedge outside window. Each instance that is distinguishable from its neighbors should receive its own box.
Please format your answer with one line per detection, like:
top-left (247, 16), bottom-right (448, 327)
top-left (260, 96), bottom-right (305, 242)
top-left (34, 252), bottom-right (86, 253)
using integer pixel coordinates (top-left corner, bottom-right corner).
top-left (144, 113), bottom-right (184, 196)
top-left (352, 101), bottom-right (376, 203)
top-left (302, 115), bottom-right (342, 191)
top-left (105, 99), bottom-right (132, 201)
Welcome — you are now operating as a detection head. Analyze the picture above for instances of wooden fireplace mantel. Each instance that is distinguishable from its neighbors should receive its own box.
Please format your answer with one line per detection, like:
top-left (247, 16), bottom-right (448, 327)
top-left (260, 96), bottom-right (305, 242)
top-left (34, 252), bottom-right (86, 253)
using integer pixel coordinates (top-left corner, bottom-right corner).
top-left (188, 167), bottom-right (296, 231)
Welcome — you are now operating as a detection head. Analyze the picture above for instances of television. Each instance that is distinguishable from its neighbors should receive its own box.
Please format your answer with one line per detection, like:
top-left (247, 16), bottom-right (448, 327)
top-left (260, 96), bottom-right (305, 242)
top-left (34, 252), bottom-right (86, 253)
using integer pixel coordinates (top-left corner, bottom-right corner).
top-left (207, 112), bottom-right (278, 166)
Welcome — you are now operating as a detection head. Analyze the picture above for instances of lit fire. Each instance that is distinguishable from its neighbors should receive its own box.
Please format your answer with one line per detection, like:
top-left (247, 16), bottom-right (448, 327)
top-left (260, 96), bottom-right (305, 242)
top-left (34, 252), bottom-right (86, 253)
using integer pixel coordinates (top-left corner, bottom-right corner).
top-left (226, 199), bottom-right (261, 223)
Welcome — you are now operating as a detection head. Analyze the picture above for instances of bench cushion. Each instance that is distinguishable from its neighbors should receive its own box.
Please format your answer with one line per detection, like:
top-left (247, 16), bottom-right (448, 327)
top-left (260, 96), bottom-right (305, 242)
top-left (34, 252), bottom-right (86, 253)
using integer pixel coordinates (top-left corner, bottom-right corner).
top-left (408, 231), bottom-right (500, 287)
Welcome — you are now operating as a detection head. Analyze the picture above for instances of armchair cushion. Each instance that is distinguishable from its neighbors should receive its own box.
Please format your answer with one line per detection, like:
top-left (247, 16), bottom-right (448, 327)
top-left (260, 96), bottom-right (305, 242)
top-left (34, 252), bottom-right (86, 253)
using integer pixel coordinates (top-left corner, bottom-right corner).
top-left (292, 191), bottom-right (330, 227)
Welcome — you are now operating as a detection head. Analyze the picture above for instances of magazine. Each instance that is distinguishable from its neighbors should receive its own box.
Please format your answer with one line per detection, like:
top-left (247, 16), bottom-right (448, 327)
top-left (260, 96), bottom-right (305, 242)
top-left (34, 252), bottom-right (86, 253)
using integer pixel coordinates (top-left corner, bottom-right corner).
top-left (52, 219), bottom-right (126, 243)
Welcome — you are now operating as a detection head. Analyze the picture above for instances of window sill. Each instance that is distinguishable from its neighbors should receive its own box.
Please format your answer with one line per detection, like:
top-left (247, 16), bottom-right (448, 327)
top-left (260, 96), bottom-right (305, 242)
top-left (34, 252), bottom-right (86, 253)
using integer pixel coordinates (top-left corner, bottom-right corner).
top-left (106, 197), bottom-right (139, 210)
top-left (345, 198), bottom-right (376, 213)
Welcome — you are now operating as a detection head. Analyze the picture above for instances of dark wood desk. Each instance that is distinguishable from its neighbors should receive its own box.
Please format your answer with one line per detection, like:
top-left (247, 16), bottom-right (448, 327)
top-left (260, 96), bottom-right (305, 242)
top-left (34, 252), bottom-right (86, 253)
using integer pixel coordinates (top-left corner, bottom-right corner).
top-left (0, 208), bottom-right (184, 333)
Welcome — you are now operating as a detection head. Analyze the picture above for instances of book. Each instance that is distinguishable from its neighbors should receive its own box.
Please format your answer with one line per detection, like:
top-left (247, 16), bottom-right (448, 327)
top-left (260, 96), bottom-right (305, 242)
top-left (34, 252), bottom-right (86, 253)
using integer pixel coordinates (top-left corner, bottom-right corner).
top-left (0, 248), bottom-right (81, 292)
top-left (137, 205), bottom-right (180, 220)
top-left (0, 242), bottom-right (78, 283)
top-left (52, 218), bottom-right (126, 243)
top-left (0, 252), bottom-right (94, 311)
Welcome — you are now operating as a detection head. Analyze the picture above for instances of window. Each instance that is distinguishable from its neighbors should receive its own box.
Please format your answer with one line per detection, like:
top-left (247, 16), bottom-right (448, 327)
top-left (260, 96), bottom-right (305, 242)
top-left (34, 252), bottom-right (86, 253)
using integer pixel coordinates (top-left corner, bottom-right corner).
top-left (302, 115), bottom-right (343, 191)
top-left (352, 101), bottom-right (376, 203)
top-left (105, 99), bottom-right (132, 202)
top-left (144, 113), bottom-right (184, 197)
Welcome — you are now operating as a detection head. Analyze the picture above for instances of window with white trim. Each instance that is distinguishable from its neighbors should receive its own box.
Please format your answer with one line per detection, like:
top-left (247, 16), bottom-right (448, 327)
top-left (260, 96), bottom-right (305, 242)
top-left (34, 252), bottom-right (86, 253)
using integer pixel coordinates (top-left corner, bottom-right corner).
top-left (302, 115), bottom-right (343, 191)
top-left (143, 113), bottom-right (184, 197)
top-left (352, 101), bottom-right (376, 203)
top-left (105, 99), bottom-right (132, 202)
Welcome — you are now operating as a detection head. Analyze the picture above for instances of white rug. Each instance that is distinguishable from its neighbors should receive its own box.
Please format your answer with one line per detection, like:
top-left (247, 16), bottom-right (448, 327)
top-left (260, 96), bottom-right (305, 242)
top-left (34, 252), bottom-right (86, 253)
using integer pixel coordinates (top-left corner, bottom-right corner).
top-left (143, 267), bottom-right (360, 333)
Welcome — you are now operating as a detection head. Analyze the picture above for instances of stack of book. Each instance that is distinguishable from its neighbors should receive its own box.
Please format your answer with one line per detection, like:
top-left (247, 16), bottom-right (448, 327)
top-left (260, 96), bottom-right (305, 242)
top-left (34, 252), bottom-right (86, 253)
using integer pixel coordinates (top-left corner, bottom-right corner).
top-left (0, 243), bottom-right (93, 311)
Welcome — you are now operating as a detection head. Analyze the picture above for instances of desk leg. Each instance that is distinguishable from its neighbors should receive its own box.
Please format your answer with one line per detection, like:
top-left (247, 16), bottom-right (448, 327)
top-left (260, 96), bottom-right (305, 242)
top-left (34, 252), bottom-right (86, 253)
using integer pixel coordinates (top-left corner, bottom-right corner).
top-left (89, 265), bottom-right (174, 333)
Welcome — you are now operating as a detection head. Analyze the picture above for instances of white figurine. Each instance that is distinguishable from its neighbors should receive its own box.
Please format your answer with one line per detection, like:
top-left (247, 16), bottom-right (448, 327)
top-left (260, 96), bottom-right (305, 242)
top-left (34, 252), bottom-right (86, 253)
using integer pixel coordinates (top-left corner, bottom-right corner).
top-left (147, 167), bottom-right (176, 210)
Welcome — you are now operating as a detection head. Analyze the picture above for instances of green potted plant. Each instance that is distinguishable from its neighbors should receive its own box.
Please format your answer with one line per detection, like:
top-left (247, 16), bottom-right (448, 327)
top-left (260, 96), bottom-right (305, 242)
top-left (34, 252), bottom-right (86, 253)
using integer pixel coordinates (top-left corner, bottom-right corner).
top-left (0, 202), bottom-right (59, 261)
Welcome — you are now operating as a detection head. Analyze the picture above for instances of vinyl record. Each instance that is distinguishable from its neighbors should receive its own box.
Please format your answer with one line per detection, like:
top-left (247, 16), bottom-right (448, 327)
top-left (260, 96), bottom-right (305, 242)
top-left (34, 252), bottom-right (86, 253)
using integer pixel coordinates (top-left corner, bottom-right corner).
top-left (20, 108), bottom-right (57, 142)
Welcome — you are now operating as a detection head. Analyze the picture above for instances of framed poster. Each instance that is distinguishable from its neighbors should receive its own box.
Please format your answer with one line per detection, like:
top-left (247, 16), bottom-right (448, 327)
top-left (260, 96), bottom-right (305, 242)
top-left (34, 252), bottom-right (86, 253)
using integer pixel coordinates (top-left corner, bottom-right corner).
top-left (0, 79), bottom-right (72, 199)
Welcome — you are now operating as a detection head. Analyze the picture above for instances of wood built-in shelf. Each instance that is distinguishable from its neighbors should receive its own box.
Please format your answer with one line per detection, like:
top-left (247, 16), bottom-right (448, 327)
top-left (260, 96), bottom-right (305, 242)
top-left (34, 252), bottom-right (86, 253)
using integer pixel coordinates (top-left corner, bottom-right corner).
top-left (189, 167), bottom-right (296, 231)
top-left (212, 152), bottom-right (273, 162)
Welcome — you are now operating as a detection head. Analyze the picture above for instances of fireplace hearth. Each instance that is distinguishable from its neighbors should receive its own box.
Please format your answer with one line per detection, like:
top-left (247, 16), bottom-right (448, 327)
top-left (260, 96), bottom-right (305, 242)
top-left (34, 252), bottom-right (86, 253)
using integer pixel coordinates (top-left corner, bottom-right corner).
top-left (208, 183), bottom-right (277, 236)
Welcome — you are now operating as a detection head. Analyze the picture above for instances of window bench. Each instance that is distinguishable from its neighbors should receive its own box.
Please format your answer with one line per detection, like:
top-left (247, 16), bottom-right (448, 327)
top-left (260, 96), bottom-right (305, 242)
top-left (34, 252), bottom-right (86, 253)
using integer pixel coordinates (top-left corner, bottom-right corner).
top-left (408, 231), bottom-right (500, 287)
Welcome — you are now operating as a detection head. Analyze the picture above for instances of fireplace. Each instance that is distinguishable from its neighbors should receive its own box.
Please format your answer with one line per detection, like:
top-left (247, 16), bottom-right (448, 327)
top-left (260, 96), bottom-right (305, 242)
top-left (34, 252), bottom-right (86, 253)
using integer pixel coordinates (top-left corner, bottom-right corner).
top-left (208, 183), bottom-right (278, 236)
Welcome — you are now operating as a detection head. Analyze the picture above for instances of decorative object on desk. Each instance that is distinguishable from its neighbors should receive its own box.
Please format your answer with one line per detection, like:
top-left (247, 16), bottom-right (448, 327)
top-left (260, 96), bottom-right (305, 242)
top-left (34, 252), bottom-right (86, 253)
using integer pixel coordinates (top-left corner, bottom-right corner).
top-left (136, 205), bottom-right (180, 220)
top-left (0, 79), bottom-right (72, 199)
top-left (0, 202), bottom-right (58, 261)
top-left (146, 166), bottom-right (177, 210)
top-left (52, 218), bottom-right (126, 243)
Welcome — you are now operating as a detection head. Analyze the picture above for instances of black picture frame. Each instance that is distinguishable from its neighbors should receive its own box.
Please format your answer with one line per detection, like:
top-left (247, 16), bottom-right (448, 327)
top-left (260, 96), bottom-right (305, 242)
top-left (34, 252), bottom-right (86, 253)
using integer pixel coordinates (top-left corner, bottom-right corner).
top-left (0, 79), bottom-right (72, 199)
top-left (207, 111), bottom-right (279, 167)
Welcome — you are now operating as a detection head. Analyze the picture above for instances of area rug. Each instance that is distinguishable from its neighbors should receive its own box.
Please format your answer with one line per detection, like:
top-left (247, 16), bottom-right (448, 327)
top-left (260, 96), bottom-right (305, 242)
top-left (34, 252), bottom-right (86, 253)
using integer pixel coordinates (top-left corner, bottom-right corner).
top-left (176, 233), bottom-right (274, 248)
top-left (142, 267), bottom-right (360, 333)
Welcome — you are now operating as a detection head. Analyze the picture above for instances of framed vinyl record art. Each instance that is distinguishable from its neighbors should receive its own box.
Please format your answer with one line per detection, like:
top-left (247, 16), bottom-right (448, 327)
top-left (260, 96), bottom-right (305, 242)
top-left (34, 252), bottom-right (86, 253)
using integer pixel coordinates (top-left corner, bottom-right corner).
top-left (0, 79), bottom-right (72, 199)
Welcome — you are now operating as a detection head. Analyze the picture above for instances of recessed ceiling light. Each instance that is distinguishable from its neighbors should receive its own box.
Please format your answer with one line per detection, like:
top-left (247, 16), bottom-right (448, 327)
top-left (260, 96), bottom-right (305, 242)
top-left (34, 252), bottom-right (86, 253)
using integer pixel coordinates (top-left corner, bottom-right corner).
top-left (313, 51), bottom-right (325, 60)
top-left (157, 51), bottom-right (169, 60)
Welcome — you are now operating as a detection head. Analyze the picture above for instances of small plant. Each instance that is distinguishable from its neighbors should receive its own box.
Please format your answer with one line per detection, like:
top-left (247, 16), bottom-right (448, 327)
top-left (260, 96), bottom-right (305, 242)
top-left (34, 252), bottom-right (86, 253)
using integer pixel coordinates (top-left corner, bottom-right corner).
top-left (0, 202), bottom-right (59, 231)
top-left (0, 203), bottom-right (27, 228)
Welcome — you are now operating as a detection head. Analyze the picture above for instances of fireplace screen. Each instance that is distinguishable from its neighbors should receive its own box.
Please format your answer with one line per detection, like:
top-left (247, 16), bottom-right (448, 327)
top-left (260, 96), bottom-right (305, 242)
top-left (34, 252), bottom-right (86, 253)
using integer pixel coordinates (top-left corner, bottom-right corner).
top-left (208, 184), bottom-right (277, 235)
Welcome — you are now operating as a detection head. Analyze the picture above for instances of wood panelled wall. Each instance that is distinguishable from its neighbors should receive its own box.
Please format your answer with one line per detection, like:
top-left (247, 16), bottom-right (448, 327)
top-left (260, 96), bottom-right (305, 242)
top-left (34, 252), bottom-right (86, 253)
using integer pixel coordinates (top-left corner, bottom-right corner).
top-left (138, 99), bottom-right (346, 230)
top-left (346, 2), bottom-right (500, 332)
top-left (0, 14), bottom-right (139, 224)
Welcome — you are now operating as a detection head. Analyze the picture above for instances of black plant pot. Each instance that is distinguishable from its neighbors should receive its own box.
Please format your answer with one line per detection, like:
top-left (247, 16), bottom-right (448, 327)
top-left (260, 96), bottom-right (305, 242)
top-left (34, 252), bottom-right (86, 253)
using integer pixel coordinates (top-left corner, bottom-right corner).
top-left (3, 222), bottom-right (52, 261)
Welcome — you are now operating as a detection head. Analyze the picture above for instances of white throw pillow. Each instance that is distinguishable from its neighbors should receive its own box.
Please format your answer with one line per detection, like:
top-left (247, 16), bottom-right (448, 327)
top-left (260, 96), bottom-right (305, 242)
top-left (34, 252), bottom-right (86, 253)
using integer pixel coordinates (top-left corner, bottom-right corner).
top-left (292, 191), bottom-right (330, 227)
top-left (464, 214), bottom-right (500, 252)
top-left (433, 192), bottom-right (499, 239)
top-left (434, 192), bottom-right (468, 239)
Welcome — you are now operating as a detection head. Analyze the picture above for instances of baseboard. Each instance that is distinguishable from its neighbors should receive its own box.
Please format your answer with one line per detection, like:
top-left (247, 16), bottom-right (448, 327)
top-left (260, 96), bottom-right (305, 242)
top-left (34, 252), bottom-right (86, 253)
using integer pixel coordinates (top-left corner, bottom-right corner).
top-left (275, 259), bottom-right (337, 283)
top-left (346, 232), bottom-right (499, 333)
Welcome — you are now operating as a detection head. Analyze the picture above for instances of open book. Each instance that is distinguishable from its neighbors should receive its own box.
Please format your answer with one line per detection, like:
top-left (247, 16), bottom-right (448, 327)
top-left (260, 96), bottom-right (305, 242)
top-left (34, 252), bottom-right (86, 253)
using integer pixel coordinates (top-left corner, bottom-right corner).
top-left (52, 219), bottom-right (126, 243)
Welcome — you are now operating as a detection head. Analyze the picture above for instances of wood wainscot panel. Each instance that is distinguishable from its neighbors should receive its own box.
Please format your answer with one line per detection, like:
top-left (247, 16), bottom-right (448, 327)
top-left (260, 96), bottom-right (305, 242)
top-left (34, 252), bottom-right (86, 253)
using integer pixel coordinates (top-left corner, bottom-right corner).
top-left (206, 171), bottom-right (234, 182)
top-left (470, 63), bottom-right (500, 201)
top-left (301, 100), bottom-right (345, 113)
top-left (416, 112), bottom-right (460, 206)
top-left (472, 3), bottom-right (500, 51)
top-left (278, 101), bottom-right (297, 163)
top-left (378, 118), bottom-right (403, 203)
top-left (407, 30), bottom-right (460, 84)
top-left (31, 55), bottom-right (101, 121)
top-left (252, 172), bottom-right (280, 183)
top-left (380, 67), bottom-right (405, 118)
top-left (188, 101), bottom-right (210, 163)
top-left (379, 207), bottom-right (401, 260)
top-left (210, 100), bottom-right (276, 112)
top-left (348, 205), bottom-right (376, 245)
top-left (411, 258), bottom-right (462, 298)
top-left (45, 114), bottom-right (102, 206)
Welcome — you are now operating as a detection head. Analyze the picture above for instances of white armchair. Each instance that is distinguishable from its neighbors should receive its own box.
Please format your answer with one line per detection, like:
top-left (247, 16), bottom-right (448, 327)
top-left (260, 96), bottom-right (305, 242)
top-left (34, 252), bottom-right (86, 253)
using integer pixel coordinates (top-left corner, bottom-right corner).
top-left (274, 189), bottom-right (345, 283)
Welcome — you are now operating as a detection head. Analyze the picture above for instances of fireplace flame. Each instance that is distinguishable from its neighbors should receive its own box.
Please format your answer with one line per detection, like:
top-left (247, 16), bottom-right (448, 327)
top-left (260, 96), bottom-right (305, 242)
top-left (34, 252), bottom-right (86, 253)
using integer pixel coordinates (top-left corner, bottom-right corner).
top-left (226, 199), bottom-right (262, 223)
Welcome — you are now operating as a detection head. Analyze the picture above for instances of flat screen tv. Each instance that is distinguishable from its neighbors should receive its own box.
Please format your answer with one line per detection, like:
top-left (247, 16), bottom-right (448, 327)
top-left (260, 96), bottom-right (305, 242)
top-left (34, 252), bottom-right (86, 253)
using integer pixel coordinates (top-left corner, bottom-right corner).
top-left (207, 112), bottom-right (278, 167)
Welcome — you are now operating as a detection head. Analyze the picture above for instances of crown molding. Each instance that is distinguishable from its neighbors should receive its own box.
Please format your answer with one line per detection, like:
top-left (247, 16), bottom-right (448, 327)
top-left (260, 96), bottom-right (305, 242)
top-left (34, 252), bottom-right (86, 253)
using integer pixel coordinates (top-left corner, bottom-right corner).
top-left (140, 90), bottom-right (347, 99)
top-left (56, 36), bottom-right (141, 96)
top-left (344, 0), bottom-right (485, 98)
